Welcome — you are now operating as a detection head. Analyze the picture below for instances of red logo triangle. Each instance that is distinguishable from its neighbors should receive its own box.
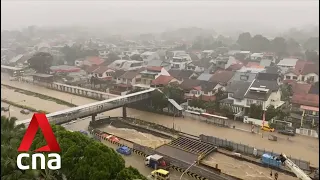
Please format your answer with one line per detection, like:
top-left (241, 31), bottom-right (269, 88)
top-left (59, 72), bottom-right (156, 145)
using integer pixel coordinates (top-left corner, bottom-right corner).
top-left (18, 113), bottom-right (61, 152)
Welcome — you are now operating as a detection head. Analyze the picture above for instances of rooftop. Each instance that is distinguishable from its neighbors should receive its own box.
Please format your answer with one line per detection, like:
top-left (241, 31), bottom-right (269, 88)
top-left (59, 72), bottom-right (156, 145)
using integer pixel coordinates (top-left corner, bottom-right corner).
top-left (209, 70), bottom-right (234, 84)
top-left (277, 58), bottom-right (299, 67)
top-left (151, 75), bottom-right (174, 86)
top-left (226, 81), bottom-right (252, 99)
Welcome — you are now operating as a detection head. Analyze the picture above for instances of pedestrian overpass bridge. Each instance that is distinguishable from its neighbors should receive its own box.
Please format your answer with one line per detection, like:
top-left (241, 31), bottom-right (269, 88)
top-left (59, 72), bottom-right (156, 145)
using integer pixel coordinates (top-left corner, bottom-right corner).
top-left (17, 88), bottom-right (183, 125)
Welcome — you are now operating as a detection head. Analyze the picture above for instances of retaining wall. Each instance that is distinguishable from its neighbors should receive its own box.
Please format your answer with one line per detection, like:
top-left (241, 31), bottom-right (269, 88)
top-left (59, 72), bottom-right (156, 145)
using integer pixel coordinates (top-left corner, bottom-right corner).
top-left (200, 134), bottom-right (311, 171)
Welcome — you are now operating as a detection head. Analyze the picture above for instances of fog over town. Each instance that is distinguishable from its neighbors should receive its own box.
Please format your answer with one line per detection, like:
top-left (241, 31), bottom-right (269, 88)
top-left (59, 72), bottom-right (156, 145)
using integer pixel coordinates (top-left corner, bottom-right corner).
top-left (1, 1), bottom-right (319, 180)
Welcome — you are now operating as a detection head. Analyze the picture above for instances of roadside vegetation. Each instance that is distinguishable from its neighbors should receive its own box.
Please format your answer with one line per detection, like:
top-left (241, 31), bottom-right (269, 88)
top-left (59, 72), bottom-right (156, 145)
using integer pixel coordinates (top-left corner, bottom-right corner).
top-left (1, 99), bottom-right (49, 114)
top-left (1, 84), bottom-right (77, 107)
top-left (1, 116), bottom-right (147, 180)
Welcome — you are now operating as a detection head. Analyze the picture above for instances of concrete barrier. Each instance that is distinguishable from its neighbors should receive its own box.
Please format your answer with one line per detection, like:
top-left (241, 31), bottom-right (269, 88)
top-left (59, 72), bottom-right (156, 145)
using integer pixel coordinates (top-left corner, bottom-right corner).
top-left (200, 134), bottom-right (311, 171)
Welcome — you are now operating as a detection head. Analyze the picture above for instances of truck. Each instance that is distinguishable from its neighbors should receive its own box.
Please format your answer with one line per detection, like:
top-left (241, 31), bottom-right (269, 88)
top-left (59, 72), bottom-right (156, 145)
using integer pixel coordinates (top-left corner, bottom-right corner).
top-left (116, 146), bottom-right (131, 156)
top-left (145, 154), bottom-right (169, 170)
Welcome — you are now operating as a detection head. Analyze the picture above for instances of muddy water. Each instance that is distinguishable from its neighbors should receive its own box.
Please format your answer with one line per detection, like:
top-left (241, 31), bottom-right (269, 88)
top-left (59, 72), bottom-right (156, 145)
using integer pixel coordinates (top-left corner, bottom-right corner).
top-left (203, 153), bottom-right (296, 180)
top-left (1, 77), bottom-right (319, 167)
top-left (1, 102), bottom-right (31, 120)
top-left (98, 124), bottom-right (171, 148)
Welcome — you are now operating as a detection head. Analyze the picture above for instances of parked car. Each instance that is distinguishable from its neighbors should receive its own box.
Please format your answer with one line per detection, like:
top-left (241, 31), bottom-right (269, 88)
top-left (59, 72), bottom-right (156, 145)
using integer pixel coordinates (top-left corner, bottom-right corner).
top-left (116, 146), bottom-right (131, 155)
top-left (261, 125), bottom-right (275, 132)
top-left (20, 109), bottom-right (30, 114)
top-left (278, 129), bottom-right (295, 136)
top-left (1, 107), bottom-right (9, 112)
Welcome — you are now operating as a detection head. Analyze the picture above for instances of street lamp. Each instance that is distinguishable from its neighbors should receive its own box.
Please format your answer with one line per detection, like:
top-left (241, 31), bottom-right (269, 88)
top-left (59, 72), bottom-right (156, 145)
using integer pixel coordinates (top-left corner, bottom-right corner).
top-left (7, 100), bottom-right (26, 119)
top-left (179, 161), bottom-right (197, 180)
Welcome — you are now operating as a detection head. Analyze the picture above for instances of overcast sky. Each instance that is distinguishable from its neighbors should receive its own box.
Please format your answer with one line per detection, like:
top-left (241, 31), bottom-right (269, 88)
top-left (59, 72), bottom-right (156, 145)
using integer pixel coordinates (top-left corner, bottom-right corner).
top-left (1, 0), bottom-right (319, 32)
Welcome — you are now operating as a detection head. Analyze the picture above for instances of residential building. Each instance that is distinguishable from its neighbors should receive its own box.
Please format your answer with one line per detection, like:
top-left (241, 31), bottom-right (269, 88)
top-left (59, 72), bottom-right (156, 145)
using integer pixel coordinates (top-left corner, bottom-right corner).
top-left (168, 69), bottom-right (197, 81)
top-left (147, 59), bottom-right (171, 70)
top-left (140, 66), bottom-right (170, 86)
top-left (283, 60), bottom-right (319, 84)
top-left (151, 75), bottom-right (178, 87)
top-left (111, 70), bottom-right (142, 95)
top-left (170, 56), bottom-right (192, 70)
top-left (91, 66), bottom-right (115, 80)
top-left (201, 50), bottom-right (214, 59)
top-left (250, 53), bottom-right (264, 61)
top-left (244, 79), bottom-right (283, 110)
top-left (108, 60), bottom-right (144, 71)
top-left (259, 59), bottom-right (272, 67)
top-left (187, 60), bottom-right (212, 73)
top-left (181, 79), bottom-right (219, 102)
top-left (140, 51), bottom-right (160, 65)
top-left (197, 73), bottom-right (213, 81)
top-left (230, 71), bottom-right (257, 82)
top-left (209, 70), bottom-right (235, 87)
top-left (75, 56), bottom-right (105, 67)
top-left (277, 58), bottom-right (299, 73)
top-left (98, 50), bottom-right (109, 59)
top-left (223, 77), bottom-right (283, 113)
top-left (211, 55), bottom-right (237, 69)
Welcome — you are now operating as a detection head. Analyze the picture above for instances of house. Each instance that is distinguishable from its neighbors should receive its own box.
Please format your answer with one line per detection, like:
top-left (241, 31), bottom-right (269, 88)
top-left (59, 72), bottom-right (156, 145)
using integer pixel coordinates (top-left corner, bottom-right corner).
top-left (140, 51), bottom-right (160, 65)
top-left (170, 56), bottom-right (192, 70)
top-left (209, 70), bottom-right (235, 87)
top-left (259, 59), bottom-right (272, 67)
top-left (187, 60), bottom-right (212, 73)
top-left (75, 56), bottom-right (105, 67)
top-left (277, 58), bottom-right (299, 73)
top-left (111, 70), bottom-right (142, 95)
top-left (230, 71), bottom-right (257, 82)
top-left (98, 50), bottom-right (109, 59)
top-left (91, 66), bottom-right (115, 80)
top-left (223, 81), bottom-right (252, 113)
top-left (151, 75), bottom-right (178, 87)
top-left (112, 70), bottom-right (126, 82)
top-left (108, 60), bottom-right (144, 71)
top-left (256, 73), bottom-right (280, 85)
top-left (244, 79), bottom-right (283, 110)
top-left (201, 50), bottom-right (214, 59)
top-left (227, 61), bottom-right (244, 71)
top-left (168, 69), bottom-right (197, 81)
top-left (265, 66), bottom-right (280, 74)
top-left (181, 79), bottom-right (219, 101)
top-left (283, 60), bottom-right (319, 84)
top-left (147, 59), bottom-right (171, 70)
top-left (140, 66), bottom-right (170, 86)
top-left (211, 55), bottom-right (238, 70)
top-left (250, 53), bottom-right (264, 61)
top-left (197, 73), bottom-right (213, 81)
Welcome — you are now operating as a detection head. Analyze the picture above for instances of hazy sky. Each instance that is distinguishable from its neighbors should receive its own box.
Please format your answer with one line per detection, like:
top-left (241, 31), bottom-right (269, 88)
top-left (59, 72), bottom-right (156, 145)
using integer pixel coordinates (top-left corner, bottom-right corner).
top-left (1, 0), bottom-right (319, 32)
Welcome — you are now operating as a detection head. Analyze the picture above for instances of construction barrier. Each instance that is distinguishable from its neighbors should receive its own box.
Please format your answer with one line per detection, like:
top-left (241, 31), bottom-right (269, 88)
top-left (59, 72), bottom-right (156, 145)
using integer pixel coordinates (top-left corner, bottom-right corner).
top-left (92, 131), bottom-right (210, 180)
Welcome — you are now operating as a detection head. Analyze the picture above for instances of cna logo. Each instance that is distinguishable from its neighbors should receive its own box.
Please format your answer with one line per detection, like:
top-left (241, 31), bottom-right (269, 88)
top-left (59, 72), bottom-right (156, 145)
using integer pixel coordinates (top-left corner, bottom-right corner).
top-left (17, 113), bottom-right (61, 170)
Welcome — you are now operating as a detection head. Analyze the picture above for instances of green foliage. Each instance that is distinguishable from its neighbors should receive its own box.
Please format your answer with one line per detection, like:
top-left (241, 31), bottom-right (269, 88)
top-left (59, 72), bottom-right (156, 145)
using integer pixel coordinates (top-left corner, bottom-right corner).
top-left (61, 45), bottom-right (99, 65)
top-left (27, 52), bottom-right (53, 74)
top-left (280, 84), bottom-right (293, 101)
top-left (303, 37), bottom-right (319, 51)
top-left (162, 86), bottom-right (184, 104)
top-left (1, 116), bottom-right (146, 180)
top-left (265, 105), bottom-right (277, 121)
top-left (116, 166), bottom-right (148, 180)
top-left (249, 104), bottom-right (263, 119)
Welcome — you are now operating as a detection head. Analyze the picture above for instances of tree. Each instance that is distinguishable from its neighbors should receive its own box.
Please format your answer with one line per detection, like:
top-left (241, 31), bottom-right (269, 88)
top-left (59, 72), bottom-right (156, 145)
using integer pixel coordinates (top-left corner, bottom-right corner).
top-left (107, 52), bottom-right (121, 61)
top-left (249, 104), bottom-right (263, 119)
top-left (1, 115), bottom-right (146, 180)
top-left (305, 50), bottom-right (319, 63)
top-left (280, 83), bottom-right (293, 101)
top-left (303, 37), bottom-right (319, 51)
top-left (237, 32), bottom-right (252, 50)
top-left (265, 105), bottom-right (277, 121)
top-left (250, 34), bottom-right (270, 52)
top-left (271, 37), bottom-right (287, 57)
top-left (28, 52), bottom-right (53, 74)
top-left (163, 86), bottom-right (184, 104)
top-left (116, 166), bottom-right (147, 180)
top-left (286, 38), bottom-right (301, 56)
top-left (150, 90), bottom-right (168, 110)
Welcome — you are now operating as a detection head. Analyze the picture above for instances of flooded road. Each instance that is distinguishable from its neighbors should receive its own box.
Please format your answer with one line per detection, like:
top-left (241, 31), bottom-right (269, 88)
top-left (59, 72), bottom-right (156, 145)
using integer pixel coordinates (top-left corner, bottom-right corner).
top-left (1, 102), bottom-right (31, 120)
top-left (202, 153), bottom-right (296, 180)
top-left (1, 76), bottom-right (319, 167)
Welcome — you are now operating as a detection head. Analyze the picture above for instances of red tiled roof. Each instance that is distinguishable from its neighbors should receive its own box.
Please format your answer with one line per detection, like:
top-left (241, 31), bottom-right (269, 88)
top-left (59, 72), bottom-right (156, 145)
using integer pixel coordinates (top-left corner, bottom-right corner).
top-left (147, 66), bottom-right (162, 72)
top-left (151, 75), bottom-right (174, 85)
top-left (292, 60), bottom-right (318, 75)
top-left (85, 65), bottom-right (99, 73)
top-left (291, 82), bottom-right (312, 95)
top-left (85, 56), bottom-right (104, 65)
top-left (201, 95), bottom-right (216, 102)
top-left (116, 83), bottom-right (132, 88)
top-left (291, 94), bottom-right (319, 107)
top-left (246, 62), bottom-right (260, 67)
